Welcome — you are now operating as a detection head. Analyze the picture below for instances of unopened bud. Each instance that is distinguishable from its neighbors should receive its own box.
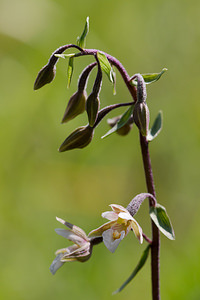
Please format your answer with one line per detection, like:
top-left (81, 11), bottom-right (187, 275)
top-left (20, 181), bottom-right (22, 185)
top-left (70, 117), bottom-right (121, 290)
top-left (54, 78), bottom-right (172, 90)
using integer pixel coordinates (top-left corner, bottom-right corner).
top-left (86, 93), bottom-right (100, 127)
top-left (34, 63), bottom-right (56, 90)
top-left (107, 116), bottom-right (133, 136)
top-left (61, 90), bottom-right (87, 123)
top-left (133, 102), bottom-right (150, 136)
top-left (59, 126), bottom-right (94, 152)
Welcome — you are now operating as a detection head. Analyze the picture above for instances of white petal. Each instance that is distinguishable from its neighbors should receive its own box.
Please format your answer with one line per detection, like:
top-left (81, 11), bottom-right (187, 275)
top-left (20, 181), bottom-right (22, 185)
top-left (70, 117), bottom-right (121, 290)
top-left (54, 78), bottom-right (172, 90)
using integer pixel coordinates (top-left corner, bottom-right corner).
top-left (61, 242), bottom-right (91, 262)
top-left (110, 204), bottom-right (128, 214)
top-left (118, 211), bottom-right (134, 221)
top-left (101, 211), bottom-right (118, 221)
top-left (56, 217), bottom-right (66, 225)
top-left (131, 220), bottom-right (143, 244)
top-left (49, 253), bottom-right (65, 275)
top-left (102, 229), bottom-right (125, 253)
top-left (55, 229), bottom-right (86, 246)
top-left (55, 244), bottom-right (77, 255)
top-left (88, 221), bottom-right (116, 237)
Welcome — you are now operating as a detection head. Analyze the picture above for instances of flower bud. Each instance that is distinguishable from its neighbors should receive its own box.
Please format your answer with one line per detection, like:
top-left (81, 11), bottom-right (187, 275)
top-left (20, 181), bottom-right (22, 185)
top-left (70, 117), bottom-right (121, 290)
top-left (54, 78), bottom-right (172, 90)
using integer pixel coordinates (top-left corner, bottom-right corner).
top-left (133, 102), bottom-right (150, 136)
top-left (59, 126), bottom-right (94, 152)
top-left (61, 90), bottom-right (87, 123)
top-left (86, 93), bottom-right (100, 127)
top-left (107, 116), bottom-right (133, 136)
top-left (34, 63), bottom-right (56, 90)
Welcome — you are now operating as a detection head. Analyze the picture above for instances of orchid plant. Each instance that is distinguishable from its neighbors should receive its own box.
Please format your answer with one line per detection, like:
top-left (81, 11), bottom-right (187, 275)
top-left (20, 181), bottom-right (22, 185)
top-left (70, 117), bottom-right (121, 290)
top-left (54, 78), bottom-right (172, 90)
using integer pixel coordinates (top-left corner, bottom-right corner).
top-left (34, 17), bottom-right (175, 300)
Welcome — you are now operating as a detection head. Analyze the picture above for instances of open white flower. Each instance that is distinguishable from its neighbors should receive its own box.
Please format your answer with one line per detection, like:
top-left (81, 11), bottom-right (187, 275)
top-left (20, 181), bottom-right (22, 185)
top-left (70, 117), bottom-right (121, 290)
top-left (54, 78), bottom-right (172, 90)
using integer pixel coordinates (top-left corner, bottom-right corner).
top-left (89, 204), bottom-right (143, 253)
top-left (50, 217), bottom-right (92, 275)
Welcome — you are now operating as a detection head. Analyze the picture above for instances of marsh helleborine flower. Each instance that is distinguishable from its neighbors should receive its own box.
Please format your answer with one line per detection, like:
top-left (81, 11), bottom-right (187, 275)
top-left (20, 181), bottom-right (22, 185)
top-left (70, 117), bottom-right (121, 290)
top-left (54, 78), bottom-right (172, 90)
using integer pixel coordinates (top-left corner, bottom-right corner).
top-left (50, 217), bottom-right (92, 275)
top-left (89, 204), bottom-right (143, 253)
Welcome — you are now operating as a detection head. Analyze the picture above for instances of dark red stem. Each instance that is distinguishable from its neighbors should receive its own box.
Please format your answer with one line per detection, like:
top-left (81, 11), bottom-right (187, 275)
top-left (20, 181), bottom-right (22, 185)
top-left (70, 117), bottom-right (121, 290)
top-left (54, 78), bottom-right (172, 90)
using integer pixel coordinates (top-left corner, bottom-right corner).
top-left (48, 44), bottom-right (137, 102)
top-left (140, 133), bottom-right (160, 300)
top-left (142, 233), bottom-right (152, 244)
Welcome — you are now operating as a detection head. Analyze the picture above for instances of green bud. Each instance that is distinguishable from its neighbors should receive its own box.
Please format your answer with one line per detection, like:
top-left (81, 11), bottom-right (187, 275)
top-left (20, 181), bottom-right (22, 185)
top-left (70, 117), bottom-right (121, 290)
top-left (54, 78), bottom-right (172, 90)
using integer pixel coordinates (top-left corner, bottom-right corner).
top-left (107, 116), bottom-right (133, 136)
top-left (133, 102), bottom-right (150, 136)
top-left (34, 63), bottom-right (56, 90)
top-left (59, 126), bottom-right (94, 152)
top-left (86, 93), bottom-right (100, 127)
top-left (61, 90), bottom-right (87, 123)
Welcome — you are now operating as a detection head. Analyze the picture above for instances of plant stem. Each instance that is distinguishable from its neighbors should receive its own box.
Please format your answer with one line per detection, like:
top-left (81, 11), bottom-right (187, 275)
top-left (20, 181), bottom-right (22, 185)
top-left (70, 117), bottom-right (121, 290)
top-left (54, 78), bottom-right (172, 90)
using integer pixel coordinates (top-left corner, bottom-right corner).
top-left (50, 45), bottom-right (160, 298)
top-left (50, 45), bottom-right (137, 101)
top-left (140, 133), bottom-right (160, 300)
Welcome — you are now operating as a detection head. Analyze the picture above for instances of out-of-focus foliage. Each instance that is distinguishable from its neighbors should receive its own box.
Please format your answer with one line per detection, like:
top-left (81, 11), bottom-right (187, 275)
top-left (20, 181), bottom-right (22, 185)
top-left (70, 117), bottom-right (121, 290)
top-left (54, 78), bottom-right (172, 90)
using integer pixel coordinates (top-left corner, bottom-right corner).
top-left (0, 0), bottom-right (200, 299)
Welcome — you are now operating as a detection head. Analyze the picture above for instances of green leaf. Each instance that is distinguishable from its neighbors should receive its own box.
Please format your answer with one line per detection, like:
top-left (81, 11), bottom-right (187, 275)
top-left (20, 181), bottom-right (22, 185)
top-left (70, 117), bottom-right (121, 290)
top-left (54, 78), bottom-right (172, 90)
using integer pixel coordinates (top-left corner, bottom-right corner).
top-left (101, 105), bottom-right (134, 139)
top-left (97, 51), bottom-right (115, 84)
top-left (77, 17), bottom-right (89, 49)
top-left (150, 204), bottom-right (175, 240)
top-left (147, 111), bottom-right (162, 142)
top-left (131, 68), bottom-right (167, 86)
top-left (67, 56), bottom-right (74, 88)
top-left (113, 245), bottom-right (150, 294)
top-left (112, 68), bottom-right (116, 95)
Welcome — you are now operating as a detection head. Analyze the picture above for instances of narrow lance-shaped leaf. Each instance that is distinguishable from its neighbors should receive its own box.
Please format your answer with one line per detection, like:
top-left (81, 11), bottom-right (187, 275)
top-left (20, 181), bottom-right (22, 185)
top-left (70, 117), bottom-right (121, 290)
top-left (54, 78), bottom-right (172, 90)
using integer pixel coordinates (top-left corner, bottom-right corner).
top-left (131, 68), bottom-right (167, 86)
top-left (112, 68), bottom-right (117, 95)
top-left (147, 111), bottom-right (163, 142)
top-left (113, 245), bottom-right (150, 294)
top-left (77, 17), bottom-right (89, 49)
top-left (150, 204), bottom-right (175, 240)
top-left (67, 56), bottom-right (74, 88)
top-left (102, 105), bottom-right (134, 139)
top-left (97, 51), bottom-right (115, 84)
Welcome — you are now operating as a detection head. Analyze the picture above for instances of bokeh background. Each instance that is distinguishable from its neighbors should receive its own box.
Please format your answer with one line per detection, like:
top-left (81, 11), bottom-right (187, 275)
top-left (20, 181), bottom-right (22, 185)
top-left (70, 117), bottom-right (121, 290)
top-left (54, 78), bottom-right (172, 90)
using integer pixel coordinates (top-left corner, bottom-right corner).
top-left (1, 0), bottom-right (200, 299)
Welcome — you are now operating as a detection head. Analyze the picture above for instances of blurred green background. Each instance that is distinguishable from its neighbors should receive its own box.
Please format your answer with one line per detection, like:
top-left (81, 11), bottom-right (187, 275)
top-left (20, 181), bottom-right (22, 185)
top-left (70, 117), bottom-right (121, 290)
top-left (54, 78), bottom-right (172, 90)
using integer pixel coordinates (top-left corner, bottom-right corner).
top-left (1, 0), bottom-right (200, 299)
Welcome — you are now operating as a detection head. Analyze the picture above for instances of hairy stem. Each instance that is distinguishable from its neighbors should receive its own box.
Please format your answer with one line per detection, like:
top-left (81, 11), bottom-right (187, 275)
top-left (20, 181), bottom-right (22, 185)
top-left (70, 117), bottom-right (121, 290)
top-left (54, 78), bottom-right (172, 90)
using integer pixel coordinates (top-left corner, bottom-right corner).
top-left (140, 133), bottom-right (160, 300)
top-left (50, 44), bottom-right (137, 101)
